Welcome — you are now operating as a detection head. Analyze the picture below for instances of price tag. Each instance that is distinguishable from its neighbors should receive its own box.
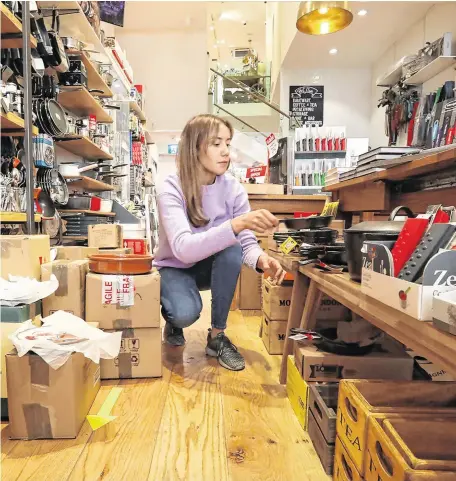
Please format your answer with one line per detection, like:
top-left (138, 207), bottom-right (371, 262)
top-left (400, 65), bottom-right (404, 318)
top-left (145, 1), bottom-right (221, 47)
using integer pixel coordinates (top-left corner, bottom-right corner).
top-left (280, 237), bottom-right (298, 255)
top-left (321, 201), bottom-right (339, 217)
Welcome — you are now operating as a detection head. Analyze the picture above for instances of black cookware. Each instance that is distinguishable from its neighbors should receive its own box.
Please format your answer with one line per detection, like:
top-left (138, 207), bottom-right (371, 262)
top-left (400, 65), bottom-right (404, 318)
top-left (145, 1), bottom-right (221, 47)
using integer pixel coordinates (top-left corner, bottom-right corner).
top-left (31, 14), bottom-right (54, 66)
top-left (300, 228), bottom-right (337, 245)
top-left (284, 215), bottom-right (332, 230)
top-left (344, 205), bottom-right (415, 282)
top-left (45, 9), bottom-right (69, 73)
top-left (315, 328), bottom-right (379, 356)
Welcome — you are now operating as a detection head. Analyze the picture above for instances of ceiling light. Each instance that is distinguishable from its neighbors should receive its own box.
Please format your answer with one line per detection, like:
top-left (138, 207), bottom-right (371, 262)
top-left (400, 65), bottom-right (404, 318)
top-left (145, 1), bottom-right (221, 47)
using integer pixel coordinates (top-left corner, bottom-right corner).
top-left (209, 25), bottom-right (214, 30)
top-left (329, 48), bottom-right (338, 55)
top-left (213, 44), bottom-right (217, 48)
top-left (296, 1), bottom-right (353, 36)
top-left (357, 9), bottom-right (367, 16)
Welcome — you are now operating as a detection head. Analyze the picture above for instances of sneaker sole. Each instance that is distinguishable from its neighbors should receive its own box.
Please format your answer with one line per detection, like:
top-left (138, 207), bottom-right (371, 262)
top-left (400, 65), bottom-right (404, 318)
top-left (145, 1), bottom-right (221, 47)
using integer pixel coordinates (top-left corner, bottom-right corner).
top-left (205, 347), bottom-right (245, 371)
top-left (165, 338), bottom-right (186, 347)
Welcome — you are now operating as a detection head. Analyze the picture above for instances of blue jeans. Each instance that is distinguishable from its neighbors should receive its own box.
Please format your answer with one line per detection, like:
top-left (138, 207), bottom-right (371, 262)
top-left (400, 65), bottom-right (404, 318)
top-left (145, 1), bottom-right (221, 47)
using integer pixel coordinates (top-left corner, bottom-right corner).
top-left (160, 244), bottom-right (242, 330)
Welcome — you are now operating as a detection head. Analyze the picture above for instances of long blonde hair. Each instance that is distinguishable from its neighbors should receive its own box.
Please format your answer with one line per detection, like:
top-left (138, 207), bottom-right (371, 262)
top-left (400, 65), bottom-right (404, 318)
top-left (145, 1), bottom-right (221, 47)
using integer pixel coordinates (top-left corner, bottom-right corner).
top-left (177, 114), bottom-right (233, 227)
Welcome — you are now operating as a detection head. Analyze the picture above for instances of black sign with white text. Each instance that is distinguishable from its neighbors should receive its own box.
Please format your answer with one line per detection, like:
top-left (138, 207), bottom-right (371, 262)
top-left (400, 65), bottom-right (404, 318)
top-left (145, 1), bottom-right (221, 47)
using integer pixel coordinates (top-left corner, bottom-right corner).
top-left (289, 85), bottom-right (324, 127)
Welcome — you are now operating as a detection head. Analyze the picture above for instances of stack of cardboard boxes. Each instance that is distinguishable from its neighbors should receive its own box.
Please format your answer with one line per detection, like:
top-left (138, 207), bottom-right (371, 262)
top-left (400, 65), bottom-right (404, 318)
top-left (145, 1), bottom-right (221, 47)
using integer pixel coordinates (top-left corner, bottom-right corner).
top-left (86, 270), bottom-right (162, 380)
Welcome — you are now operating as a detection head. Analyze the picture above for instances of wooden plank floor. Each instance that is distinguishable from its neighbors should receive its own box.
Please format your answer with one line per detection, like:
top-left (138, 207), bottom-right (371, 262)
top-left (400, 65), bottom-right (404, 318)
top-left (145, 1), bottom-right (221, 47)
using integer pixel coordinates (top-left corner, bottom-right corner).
top-left (1, 293), bottom-right (329, 481)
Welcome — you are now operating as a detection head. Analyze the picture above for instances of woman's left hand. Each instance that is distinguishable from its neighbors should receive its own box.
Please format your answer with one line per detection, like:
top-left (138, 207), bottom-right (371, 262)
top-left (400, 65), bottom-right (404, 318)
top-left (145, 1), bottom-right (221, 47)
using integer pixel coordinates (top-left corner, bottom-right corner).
top-left (257, 254), bottom-right (286, 285)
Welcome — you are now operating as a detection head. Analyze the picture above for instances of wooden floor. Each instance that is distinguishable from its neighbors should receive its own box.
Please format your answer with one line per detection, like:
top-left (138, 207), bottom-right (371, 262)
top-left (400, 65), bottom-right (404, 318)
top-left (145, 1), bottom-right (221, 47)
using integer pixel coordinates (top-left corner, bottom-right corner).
top-left (1, 293), bottom-right (329, 481)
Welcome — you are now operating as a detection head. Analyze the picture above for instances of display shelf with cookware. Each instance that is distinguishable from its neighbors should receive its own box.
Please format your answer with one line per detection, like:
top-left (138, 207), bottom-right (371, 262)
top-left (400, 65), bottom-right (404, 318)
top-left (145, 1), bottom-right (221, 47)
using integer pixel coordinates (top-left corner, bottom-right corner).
top-left (0, 2), bottom-right (37, 48)
top-left (57, 209), bottom-right (115, 217)
top-left (54, 136), bottom-right (113, 161)
top-left (0, 112), bottom-right (39, 136)
top-left (0, 212), bottom-right (42, 223)
top-left (129, 100), bottom-right (146, 123)
top-left (57, 86), bottom-right (113, 123)
top-left (63, 175), bottom-right (114, 193)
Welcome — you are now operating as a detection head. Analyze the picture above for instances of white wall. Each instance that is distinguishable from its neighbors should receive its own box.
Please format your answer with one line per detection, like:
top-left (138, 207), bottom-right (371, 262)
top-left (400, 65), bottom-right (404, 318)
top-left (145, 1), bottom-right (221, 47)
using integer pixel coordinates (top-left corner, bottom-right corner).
top-left (370, 2), bottom-right (456, 148)
top-left (115, 31), bottom-right (209, 131)
top-left (280, 68), bottom-right (372, 138)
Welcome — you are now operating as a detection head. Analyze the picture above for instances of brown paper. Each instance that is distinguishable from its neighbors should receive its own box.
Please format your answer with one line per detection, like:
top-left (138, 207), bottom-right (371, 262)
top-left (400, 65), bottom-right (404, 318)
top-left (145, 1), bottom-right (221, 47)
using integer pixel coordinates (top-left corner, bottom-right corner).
top-left (88, 225), bottom-right (123, 249)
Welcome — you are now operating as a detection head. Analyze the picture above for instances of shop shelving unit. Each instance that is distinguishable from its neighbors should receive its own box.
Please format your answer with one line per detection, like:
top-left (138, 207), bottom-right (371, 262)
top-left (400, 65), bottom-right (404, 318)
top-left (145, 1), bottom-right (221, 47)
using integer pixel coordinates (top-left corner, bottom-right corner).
top-left (57, 87), bottom-right (113, 123)
top-left (55, 137), bottom-right (113, 161)
top-left (129, 101), bottom-right (147, 122)
top-left (63, 176), bottom-right (114, 193)
top-left (0, 3), bottom-right (37, 48)
top-left (0, 112), bottom-right (38, 136)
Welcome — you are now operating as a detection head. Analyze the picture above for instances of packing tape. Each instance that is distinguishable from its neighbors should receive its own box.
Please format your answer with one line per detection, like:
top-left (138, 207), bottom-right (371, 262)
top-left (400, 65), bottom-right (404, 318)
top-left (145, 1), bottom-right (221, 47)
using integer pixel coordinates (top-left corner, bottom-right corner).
top-left (23, 403), bottom-right (53, 439)
top-left (29, 356), bottom-right (49, 386)
top-left (53, 263), bottom-right (69, 297)
top-left (113, 319), bottom-right (132, 329)
top-left (118, 328), bottom-right (134, 378)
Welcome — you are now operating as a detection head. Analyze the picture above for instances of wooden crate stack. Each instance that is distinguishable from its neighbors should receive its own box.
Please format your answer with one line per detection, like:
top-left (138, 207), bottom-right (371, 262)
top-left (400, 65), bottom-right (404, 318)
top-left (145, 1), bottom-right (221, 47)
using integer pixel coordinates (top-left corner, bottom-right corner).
top-left (335, 380), bottom-right (456, 481)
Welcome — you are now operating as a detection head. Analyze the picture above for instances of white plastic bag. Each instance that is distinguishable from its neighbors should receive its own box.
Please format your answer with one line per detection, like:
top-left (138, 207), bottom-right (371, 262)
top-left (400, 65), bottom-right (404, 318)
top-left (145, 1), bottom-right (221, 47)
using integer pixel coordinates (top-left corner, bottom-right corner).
top-left (0, 275), bottom-right (59, 307)
top-left (10, 311), bottom-right (122, 369)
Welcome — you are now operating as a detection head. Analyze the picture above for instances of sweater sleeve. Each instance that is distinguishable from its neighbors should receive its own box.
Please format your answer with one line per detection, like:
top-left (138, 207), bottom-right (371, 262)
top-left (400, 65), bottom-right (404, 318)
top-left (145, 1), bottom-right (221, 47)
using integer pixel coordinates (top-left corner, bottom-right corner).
top-left (233, 184), bottom-right (265, 270)
top-left (157, 191), bottom-right (238, 265)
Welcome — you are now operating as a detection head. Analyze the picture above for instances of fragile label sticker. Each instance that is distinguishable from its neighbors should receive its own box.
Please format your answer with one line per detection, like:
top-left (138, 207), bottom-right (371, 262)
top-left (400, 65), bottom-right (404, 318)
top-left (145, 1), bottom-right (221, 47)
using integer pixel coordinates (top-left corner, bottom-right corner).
top-left (102, 275), bottom-right (135, 306)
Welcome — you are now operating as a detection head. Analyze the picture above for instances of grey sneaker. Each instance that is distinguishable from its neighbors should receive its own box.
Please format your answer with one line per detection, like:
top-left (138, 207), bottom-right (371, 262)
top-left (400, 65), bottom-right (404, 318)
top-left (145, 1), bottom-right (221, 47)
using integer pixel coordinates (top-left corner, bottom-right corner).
top-left (164, 323), bottom-right (185, 346)
top-left (206, 330), bottom-right (245, 371)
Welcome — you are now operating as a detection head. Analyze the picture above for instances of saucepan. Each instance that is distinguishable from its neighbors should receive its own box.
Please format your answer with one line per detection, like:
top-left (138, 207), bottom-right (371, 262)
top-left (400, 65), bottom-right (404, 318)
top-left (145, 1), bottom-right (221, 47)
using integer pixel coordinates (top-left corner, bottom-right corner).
top-left (58, 162), bottom-right (99, 177)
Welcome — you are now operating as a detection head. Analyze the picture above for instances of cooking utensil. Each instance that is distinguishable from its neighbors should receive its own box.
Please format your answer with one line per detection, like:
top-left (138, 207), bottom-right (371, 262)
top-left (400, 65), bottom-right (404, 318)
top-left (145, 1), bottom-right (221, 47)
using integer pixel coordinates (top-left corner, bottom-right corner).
top-left (58, 162), bottom-right (98, 177)
top-left (61, 36), bottom-right (84, 51)
top-left (88, 254), bottom-right (153, 275)
top-left (99, 199), bottom-right (113, 213)
top-left (45, 9), bottom-right (69, 73)
top-left (283, 215), bottom-right (332, 230)
top-left (37, 190), bottom-right (55, 217)
top-left (64, 194), bottom-right (100, 211)
top-left (299, 228), bottom-right (337, 245)
top-left (344, 206), bottom-right (415, 281)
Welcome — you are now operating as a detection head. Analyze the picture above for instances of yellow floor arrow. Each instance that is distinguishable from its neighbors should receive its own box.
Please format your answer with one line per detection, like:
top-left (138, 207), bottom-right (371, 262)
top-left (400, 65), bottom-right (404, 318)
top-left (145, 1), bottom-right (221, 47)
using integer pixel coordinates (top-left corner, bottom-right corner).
top-left (87, 387), bottom-right (123, 431)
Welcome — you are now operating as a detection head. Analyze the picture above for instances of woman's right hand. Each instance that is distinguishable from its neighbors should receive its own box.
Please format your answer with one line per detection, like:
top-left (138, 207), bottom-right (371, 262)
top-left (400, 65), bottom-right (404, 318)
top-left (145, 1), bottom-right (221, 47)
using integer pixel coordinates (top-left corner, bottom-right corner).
top-left (231, 209), bottom-right (279, 234)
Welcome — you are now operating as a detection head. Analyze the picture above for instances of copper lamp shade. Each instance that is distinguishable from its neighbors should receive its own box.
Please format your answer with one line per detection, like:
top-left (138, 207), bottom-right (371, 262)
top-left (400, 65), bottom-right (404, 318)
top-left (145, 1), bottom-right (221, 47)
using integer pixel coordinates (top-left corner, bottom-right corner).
top-left (296, 1), bottom-right (353, 35)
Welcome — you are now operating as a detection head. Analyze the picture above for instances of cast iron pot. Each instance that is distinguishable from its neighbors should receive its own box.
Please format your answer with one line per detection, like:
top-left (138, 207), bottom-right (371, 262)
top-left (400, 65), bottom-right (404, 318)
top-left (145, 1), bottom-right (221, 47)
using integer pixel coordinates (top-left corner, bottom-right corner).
top-left (343, 206), bottom-right (415, 282)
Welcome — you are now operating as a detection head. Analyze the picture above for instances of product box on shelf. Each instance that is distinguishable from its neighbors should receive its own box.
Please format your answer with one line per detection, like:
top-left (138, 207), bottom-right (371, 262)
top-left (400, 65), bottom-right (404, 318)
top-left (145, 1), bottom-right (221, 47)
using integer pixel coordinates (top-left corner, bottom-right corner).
top-left (333, 437), bottom-right (363, 481)
top-left (88, 224), bottom-right (123, 249)
top-left (336, 379), bottom-right (456, 475)
top-left (261, 314), bottom-right (286, 354)
top-left (41, 260), bottom-right (89, 318)
top-left (55, 246), bottom-right (131, 261)
top-left (307, 410), bottom-right (335, 475)
top-left (123, 239), bottom-right (148, 255)
top-left (286, 355), bottom-right (310, 430)
top-left (361, 249), bottom-right (456, 321)
top-left (294, 342), bottom-right (414, 383)
top-left (1, 304), bottom-right (42, 410)
top-left (100, 327), bottom-right (162, 379)
top-left (6, 352), bottom-right (100, 440)
top-left (262, 278), bottom-right (293, 320)
top-left (406, 348), bottom-right (455, 381)
top-left (0, 235), bottom-right (50, 280)
top-left (432, 290), bottom-right (456, 336)
top-left (365, 416), bottom-right (456, 481)
top-left (85, 271), bottom-right (160, 329)
top-left (239, 265), bottom-right (262, 310)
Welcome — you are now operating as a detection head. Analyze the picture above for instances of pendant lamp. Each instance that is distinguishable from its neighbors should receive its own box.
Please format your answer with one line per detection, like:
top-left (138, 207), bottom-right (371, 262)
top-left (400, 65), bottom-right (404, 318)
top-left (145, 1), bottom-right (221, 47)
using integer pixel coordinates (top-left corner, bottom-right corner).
top-left (296, 1), bottom-right (353, 35)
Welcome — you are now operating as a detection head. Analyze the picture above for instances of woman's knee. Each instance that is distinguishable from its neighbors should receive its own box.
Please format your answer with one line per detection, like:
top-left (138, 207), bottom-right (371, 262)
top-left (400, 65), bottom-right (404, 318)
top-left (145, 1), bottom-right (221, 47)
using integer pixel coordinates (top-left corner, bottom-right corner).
top-left (161, 296), bottom-right (202, 328)
top-left (217, 243), bottom-right (242, 266)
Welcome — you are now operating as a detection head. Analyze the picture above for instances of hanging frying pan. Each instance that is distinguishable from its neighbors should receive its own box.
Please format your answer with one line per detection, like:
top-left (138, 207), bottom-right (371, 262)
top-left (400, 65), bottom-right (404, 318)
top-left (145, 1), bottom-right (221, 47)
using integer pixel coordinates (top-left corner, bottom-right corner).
top-left (31, 14), bottom-right (54, 66)
top-left (46, 99), bottom-right (68, 135)
top-left (45, 9), bottom-right (69, 73)
top-left (31, 49), bottom-right (45, 77)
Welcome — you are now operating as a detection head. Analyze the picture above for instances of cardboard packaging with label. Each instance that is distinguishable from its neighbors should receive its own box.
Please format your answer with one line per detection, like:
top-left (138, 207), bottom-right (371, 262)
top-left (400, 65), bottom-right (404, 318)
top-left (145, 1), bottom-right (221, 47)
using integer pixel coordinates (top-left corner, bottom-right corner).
top-left (0, 235), bottom-right (50, 280)
top-left (294, 343), bottom-right (414, 383)
top-left (261, 315), bottom-right (287, 354)
top-left (100, 328), bottom-right (162, 379)
top-left (88, 224), bottom-right (123, 249)
top-left (6, 352), bottom-right (100, 440)
top-left (41, 260), bottom-right (89, 318)
top-left (85, 271), bottom-right (160, 329)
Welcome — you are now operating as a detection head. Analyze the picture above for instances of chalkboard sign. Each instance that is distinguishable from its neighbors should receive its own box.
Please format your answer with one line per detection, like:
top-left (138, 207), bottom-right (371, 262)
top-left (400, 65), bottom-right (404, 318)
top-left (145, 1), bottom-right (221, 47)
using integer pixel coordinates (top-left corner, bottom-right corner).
top-left (289, 85), bottom-right (324, 127)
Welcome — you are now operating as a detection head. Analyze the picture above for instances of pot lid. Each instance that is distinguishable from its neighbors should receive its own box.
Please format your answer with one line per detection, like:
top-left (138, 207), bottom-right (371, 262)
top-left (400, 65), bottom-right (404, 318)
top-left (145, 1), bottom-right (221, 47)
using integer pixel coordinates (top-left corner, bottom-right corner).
top-left (345, 220), bottom-right (405, 233)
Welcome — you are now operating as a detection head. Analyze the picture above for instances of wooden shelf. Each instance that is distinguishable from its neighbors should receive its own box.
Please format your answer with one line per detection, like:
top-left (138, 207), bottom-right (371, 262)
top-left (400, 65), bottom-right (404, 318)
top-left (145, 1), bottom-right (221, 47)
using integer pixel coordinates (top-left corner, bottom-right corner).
top-left (323, 146), bottom-right (456, 193)
top-left (66, 50), bottom-right (113, 98)
top-left (64, 175), bottom-right (114, 192)
top-left (62, 235), bottom-right (88, 240)
top-left (57, 87), bottom-right (113, 123)
top-left (295, 151), bottom-right (346, 159)
top-left (58, 209), bottom-right (115, 217)
top-left (1, 3), bottom-right (37, 48)
top-left (1, 112), bottom-right (38, 136)
top-left (404, 56), bottom-right (456, 85)
top-left (298, 265), bottom-right (456, 378)
top-left (130, 101), bottom-right (147, 122)
top-left (55, 136), bottom-right (113, 161)
top-left (0, 212), bottom-right (42, 223)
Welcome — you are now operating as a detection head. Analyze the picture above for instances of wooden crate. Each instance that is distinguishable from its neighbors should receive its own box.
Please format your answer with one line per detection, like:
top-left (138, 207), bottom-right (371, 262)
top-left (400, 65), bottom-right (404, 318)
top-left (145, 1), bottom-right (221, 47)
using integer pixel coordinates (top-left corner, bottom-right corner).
top-left (365, 416), bottom-right (456, 481)
top-left (334, 436), bottom-right (364, 481)
top-left (337, 380), bottom-right (456, 475)
top-left (308, 411), bottom-right (335, 475)
top-left (383, 418), bottom-right (456, 472)
top-left (261, 315), bottom-right (286, 355)
top-left (308, 383), bottom-right (339, 444)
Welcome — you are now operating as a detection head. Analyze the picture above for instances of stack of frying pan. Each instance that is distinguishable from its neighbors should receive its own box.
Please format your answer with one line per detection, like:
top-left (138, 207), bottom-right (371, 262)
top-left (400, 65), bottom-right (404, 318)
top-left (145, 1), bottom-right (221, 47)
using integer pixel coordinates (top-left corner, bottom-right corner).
top-left (36, 168), bottom-right (68, 206)
top-left (32, 98), bottom-right (68, 136)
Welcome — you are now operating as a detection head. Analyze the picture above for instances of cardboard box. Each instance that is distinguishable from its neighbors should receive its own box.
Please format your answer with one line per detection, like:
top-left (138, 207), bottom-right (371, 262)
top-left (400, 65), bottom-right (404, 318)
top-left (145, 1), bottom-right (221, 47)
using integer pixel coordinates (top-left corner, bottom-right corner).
top-left (6, 352), bottom-right (100, 439)
top-left (41, 260), bottom-right (89, 318)
top-left (243, 183), bottom-right (284, 195)
top-left (230, 279), bottom-right (240, 311)
top-left (286, 355), bottom-right (310, 430)
top-left (294, 343), bottom-right (414, 383)
top-left (1, 306), bottom-right (42, 401)
top-left (262, 277), bottom-right (348, 322)
top-left (100, 328), bottom-right (162, 379)
top-left (88, 224), bottom-right (123, 249)
top-left (261, 315), bottom-right (286, 354)
top-left (86, 271), bottom-right (160, 329)
top-left (123, 238), bottom-right (148, 255)
top-left (55, 246), bottom-right (131, 261)
top-left (239, 265), bottom-right (262, 310)
top-left (0, 235), bottom-right (50, 280)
